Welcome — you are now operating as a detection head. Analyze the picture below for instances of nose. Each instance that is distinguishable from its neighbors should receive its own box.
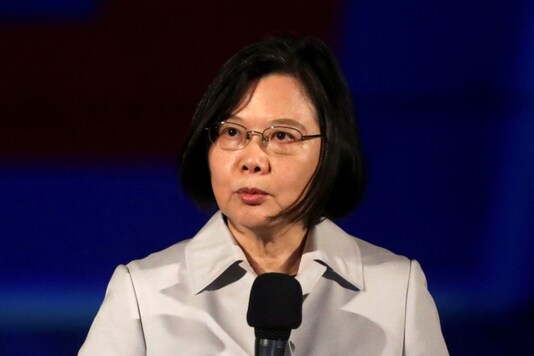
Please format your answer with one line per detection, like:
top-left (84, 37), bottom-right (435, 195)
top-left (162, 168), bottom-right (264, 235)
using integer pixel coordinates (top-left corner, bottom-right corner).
top-left (240, 135), bottom-right (270, 174)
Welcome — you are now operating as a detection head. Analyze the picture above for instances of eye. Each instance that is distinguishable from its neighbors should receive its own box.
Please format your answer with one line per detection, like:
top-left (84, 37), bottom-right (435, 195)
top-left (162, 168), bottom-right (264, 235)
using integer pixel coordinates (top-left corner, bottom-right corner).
top-left (219, 125), bottom-right (243, 139)
top-left (270, 128), bottom-right (298, 143)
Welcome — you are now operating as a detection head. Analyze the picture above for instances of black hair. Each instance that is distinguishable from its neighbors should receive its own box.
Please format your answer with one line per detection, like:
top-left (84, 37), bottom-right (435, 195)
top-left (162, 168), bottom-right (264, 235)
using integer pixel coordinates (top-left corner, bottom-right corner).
top-left (180, 35), bottom-right (365, 226)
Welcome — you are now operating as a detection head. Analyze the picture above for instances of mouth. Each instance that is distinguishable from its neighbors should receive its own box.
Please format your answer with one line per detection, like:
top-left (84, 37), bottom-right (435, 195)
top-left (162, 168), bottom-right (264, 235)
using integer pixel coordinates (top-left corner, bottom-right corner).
top-left (236, 187), bottom-right (268, 205)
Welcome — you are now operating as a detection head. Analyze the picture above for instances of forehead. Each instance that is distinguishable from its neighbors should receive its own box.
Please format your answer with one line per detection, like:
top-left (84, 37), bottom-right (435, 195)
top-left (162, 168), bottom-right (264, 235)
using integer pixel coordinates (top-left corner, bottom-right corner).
top-left (230, 74), bottom-right (318, 130)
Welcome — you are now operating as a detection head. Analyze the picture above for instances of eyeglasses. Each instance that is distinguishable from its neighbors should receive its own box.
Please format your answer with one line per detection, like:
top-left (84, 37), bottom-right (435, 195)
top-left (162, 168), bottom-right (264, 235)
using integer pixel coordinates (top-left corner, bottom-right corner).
top-left (207, 121), bottom-right (321, 155)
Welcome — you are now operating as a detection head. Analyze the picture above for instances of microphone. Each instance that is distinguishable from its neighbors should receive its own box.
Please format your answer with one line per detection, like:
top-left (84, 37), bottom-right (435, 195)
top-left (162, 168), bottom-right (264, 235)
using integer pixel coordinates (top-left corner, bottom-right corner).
top-left (247, 273), bottom-right (303, 356)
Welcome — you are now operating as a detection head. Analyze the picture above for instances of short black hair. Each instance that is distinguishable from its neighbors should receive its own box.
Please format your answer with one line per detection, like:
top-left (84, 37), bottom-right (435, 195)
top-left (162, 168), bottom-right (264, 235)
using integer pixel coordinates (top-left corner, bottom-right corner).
top-left (180, 35), bottom-right (365, 226)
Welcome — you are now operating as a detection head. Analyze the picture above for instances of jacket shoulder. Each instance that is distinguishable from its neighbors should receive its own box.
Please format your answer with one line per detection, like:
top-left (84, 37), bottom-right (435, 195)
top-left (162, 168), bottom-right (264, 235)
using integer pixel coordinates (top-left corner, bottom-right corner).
top-left (355, 236), bottom-right (410, 266)
top-left (321, 218), bottom-right (410, 266)
top-left (127, 238), bottom-right (192, 271)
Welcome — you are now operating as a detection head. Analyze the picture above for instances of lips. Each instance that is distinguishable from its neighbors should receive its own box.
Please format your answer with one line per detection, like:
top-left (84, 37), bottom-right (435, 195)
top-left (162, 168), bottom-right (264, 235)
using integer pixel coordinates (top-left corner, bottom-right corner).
top-left (237, 187), bottom-right (268, 205)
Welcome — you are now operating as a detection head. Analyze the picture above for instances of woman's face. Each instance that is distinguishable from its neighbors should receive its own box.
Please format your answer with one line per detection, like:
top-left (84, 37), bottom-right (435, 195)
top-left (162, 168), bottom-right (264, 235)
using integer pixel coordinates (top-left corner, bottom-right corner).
top-left (208, 74), bottom-right (321, 231)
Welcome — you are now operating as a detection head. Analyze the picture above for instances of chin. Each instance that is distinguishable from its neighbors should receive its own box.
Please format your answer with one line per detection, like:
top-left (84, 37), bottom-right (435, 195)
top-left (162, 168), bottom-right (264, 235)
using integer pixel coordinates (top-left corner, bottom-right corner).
top-left (225, 207), bottom-right (279, 230)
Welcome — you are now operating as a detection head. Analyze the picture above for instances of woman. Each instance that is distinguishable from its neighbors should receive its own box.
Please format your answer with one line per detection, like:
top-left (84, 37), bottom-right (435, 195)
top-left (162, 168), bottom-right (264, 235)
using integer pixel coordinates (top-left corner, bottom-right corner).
top-left (79, 36), bottom-right (448, 355)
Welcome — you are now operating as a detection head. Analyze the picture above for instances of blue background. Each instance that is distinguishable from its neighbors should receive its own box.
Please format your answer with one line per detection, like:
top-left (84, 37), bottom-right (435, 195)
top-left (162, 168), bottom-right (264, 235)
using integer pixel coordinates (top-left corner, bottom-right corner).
top-left (1, 0), bottom-right (533, 354)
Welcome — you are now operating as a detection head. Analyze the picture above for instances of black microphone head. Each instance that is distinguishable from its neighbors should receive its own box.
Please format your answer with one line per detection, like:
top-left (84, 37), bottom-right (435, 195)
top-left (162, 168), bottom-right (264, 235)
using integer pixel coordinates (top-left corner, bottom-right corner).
top-left (247, 273), bottom-right (303, 341)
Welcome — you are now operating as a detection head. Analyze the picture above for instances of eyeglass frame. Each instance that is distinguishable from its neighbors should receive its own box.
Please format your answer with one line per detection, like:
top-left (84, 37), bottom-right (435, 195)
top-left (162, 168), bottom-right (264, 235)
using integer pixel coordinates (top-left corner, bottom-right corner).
top-left (206, 121), bottom-right (322, 153)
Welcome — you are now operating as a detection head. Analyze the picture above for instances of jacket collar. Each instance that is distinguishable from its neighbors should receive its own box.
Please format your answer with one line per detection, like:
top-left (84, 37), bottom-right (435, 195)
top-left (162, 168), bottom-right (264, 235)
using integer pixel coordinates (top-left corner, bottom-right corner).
top-left (300, 219), bottom-right (364, 293)
top-left (185, 212), bottom-right (247, 294)
top-left (185, 212), bottom-right (364, 294)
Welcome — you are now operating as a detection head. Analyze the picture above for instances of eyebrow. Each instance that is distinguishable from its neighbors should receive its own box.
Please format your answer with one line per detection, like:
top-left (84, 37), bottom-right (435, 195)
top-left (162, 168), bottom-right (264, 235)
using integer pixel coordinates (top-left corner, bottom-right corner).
top-left (226, 116), bottom-right (307, 131)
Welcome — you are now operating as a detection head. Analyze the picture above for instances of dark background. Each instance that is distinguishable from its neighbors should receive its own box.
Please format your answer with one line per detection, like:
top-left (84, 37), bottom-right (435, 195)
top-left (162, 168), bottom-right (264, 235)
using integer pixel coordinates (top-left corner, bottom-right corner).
top-left (1, 0), bottom-right (533, 354)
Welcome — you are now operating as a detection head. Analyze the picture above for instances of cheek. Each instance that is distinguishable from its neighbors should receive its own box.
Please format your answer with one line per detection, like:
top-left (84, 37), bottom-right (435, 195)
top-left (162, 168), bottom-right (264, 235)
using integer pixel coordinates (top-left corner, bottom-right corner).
top-left (207, 150), bottom-right (216, 180)
top-left (207, 150), bottom-right (221, 192)
top-left (297, 144), bottom-right (321, 175)
top-left (208, 146), bottom-right (225, 176)
top-left (295, 147), bottom-right (321, 189)
top-left (277, 154), bottom-right (319, 191)
top-left (208, 149), bottom-right (233, 200)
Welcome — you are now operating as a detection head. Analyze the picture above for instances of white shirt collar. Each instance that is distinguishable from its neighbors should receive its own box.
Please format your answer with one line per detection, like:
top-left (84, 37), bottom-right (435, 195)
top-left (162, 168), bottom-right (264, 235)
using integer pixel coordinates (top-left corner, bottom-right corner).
top-left (185, 212), bottom-right (364, 295)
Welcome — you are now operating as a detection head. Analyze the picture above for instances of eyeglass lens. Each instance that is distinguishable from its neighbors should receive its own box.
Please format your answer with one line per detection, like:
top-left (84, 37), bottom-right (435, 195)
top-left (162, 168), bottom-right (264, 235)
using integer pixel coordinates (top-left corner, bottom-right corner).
top-left (211, 122), bottom-right (304, 154)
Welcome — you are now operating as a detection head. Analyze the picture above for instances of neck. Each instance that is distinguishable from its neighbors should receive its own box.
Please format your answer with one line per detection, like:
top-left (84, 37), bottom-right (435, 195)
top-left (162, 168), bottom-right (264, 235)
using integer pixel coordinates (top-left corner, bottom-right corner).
top-left (227, 219), bottom-right (308, 275)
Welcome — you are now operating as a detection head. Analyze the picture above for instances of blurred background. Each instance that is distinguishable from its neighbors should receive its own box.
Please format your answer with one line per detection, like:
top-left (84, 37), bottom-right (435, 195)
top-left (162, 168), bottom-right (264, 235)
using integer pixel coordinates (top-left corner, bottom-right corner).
top-left (1, 0), bottom-right (533, 354)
